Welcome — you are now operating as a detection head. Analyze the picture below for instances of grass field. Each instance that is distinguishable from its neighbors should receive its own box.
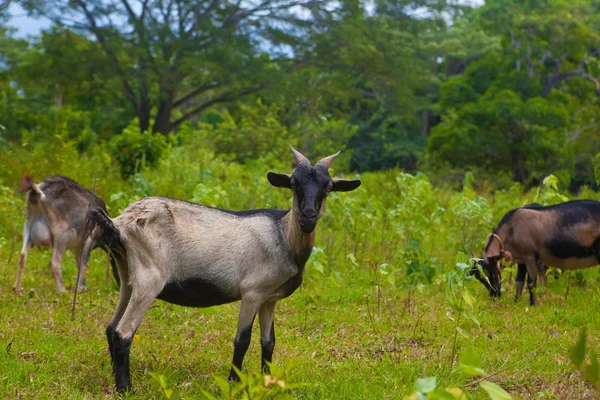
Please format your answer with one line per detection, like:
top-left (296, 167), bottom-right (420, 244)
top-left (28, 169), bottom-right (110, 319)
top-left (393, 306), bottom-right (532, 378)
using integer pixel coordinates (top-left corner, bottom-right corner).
top-left (1, 238), bottom-right (599, 399)
top-left (1, 145), bottom-right (599, 399)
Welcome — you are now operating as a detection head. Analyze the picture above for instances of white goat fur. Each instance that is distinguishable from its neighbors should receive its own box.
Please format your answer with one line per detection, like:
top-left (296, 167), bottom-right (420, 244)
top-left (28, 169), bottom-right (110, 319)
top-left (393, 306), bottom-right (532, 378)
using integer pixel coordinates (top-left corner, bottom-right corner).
top-left (98, 147), bottom-right (361, 391)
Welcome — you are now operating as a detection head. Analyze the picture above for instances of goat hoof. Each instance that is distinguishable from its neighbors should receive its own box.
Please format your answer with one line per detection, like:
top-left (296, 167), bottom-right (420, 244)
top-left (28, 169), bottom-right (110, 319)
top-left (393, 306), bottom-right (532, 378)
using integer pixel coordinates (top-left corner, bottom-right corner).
top-left (228, 372), bottom-right (241, 383)
top-left (77, 285), bottom-right (88, 293)
top-left (116, 383), bottom-right (133, 394)
top-left (13, 286), bottom-right (23, 296)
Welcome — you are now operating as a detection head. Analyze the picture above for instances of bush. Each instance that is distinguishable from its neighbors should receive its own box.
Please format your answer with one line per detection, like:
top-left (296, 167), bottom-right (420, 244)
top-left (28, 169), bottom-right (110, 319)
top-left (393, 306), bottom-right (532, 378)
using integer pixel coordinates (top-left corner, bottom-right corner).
top-left (109, 120), bottom-right (168, 178)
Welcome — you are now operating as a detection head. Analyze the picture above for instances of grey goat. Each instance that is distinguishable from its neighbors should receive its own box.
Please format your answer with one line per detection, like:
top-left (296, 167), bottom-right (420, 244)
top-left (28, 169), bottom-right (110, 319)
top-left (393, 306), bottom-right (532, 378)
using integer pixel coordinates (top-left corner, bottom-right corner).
top-left (88, 146), bottom-right (361, 393)
top-left (15, 175), bottom-right (117, 295)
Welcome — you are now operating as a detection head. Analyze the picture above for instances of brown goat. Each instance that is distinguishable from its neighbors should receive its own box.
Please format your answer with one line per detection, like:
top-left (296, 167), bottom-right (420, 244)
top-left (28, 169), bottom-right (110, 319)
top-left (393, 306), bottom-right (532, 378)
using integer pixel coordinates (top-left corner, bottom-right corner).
top-left (477, 200), bottom-right (600, 305)
top-left (15, 175), bottom-right (117, 294)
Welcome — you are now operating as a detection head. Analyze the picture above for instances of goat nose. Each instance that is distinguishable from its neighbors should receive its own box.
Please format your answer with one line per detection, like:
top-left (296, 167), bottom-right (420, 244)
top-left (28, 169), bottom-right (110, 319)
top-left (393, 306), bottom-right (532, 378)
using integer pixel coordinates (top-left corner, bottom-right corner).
top-left (301, 210), bottom-right (317, 220)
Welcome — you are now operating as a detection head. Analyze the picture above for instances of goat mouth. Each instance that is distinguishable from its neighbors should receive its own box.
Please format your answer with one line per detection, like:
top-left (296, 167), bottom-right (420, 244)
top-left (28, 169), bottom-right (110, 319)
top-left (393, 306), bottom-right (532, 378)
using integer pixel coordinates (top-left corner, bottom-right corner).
top-left (299, 221), bottom-right (316, 233)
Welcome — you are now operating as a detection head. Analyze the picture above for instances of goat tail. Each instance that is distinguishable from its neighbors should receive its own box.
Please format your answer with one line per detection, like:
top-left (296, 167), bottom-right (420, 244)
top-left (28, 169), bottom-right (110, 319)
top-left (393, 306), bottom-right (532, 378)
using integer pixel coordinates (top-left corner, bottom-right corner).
top-left (19, 175), bottom-right (44, 204)
top-left (87, 208), bottom-right (124, 251)
top-left (87, 208), bottom-right (124, 287)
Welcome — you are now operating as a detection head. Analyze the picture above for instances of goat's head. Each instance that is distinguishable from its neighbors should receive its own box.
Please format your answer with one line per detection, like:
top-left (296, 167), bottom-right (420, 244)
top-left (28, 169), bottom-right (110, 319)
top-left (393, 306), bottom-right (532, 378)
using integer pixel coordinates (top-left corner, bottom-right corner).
top-left (267, 146), bottom-right (361, 233)
top-left (470, 233), bottom-right (510, 297)
top-left (470, 256), bottom-right (502, 298)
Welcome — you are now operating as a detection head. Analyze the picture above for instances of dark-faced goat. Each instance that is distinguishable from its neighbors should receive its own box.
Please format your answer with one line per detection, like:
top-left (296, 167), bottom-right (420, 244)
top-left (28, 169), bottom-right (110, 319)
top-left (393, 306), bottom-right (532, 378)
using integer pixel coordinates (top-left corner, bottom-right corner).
top-left (474, 200), bottom-right (600, 305)
top-left (88, 147), bottom-right (361, 393)
top-left (15, 175), bottom-right (117, 295)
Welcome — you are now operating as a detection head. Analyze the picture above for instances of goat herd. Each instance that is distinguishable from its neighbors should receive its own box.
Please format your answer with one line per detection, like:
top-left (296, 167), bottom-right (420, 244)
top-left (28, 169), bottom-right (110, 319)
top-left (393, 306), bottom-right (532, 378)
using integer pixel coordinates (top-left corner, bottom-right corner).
top-left (11, 146), bottom-right (600, 394)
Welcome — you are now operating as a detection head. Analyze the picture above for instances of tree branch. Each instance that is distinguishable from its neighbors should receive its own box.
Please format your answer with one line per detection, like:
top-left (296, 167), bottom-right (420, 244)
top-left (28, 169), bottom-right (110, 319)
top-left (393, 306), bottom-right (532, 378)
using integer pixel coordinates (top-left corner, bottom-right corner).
top-left (541, 58), bottom-right (600, 97)
top-left (72, 0), bottom-right (139, 109)
top-left (120, 0), bottom-right (160, 75)
top-left (173, 81), bottom-right (226, 108)
top-left (185, 0), bottom-right (222, 35)
top-left (172, 83), bottom-right (267, 128)
top-left (526, 44), bottom-right (552, 78)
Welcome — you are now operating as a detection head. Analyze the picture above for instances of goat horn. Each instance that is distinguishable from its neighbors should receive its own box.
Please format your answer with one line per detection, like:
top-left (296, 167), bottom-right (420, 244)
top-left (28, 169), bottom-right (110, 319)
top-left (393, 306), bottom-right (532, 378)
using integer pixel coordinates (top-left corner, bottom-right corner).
top-left (316, 151), bottom-right (340, 169)
top-left (289, 145), bottom-right (310, 167)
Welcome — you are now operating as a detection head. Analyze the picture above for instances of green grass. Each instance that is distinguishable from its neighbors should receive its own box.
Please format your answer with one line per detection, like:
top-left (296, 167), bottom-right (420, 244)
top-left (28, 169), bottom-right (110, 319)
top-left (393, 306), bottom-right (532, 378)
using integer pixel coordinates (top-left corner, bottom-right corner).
top-left (1, 246), bottom-right (599, 399)
top-left (1, 141), bottom-right (600, 398)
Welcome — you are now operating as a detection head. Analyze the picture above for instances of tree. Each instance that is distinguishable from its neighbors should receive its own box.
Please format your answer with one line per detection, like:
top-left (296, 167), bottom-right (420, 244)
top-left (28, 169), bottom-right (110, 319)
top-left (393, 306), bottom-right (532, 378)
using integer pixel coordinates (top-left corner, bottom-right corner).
top-left (20, 0), bottom-right (337, 135)
top-left (428, 89), bottom-right (573, 184)
top-left (478, 0), bottom-right (600, 98)
top-left (427, 0), bottom-right (600, 186)
top-left (0, 27), bottom-right (130, 142)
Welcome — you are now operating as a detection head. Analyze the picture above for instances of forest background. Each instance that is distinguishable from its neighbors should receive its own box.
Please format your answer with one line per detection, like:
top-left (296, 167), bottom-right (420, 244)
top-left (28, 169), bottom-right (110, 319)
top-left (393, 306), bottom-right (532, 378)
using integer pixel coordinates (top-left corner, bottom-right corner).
top-left (1, 0), bottom-right (600, 189)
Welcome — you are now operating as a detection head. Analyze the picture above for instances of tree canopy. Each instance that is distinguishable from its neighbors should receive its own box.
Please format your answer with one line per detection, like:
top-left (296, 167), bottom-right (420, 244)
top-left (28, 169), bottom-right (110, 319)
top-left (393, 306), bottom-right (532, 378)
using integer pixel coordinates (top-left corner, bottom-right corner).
top-left (2, 0), bottom-right (600, 187)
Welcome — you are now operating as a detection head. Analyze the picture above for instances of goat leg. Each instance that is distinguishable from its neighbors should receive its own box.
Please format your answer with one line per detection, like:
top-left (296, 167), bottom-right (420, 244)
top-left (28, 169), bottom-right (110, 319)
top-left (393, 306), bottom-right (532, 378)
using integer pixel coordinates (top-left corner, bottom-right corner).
top-left (259, 301), bottom-right (277, 373)
top-left (229, 297), bottom-right (260, 381)
top-left (14, 218), bottom-right (33, 296)
top-left (14, 252), bottom-right (26, 296)
top-left (49, 242), bottom-right (67, 292)
top-left (515, 264), bottom-right (527, 302)
top-left (111, 281), bottom-right (159, 392)
top-left (76, 240), bottom-right (94, 292)
top-left (524, 258), bottom-right (538, 306)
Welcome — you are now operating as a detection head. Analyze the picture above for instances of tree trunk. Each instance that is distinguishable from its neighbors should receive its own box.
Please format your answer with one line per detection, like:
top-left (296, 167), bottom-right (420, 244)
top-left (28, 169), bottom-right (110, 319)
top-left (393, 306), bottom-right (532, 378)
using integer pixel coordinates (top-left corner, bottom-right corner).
top-left (153, 93), bottom-right (175, 135)
top-left (138, 103), bottom-right (150, 133)
top-left (137, 84), bottom-right (151, 132)
top-left (54, 84), bottom-right (63, 109)
top-left (421, 110), bottom-right (430, 136)
top-left (512, 156), bottom-right (529, 183)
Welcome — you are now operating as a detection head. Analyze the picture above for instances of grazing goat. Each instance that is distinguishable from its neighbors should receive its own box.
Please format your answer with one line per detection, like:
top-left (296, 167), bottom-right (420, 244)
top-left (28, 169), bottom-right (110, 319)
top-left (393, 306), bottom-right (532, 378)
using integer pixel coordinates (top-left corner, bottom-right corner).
top-left (88, 146), bottom-right (361, 393)
top-left (15, 175), bottom-right (117, 295)
top-left (474, 200), bottom-right (600, 305)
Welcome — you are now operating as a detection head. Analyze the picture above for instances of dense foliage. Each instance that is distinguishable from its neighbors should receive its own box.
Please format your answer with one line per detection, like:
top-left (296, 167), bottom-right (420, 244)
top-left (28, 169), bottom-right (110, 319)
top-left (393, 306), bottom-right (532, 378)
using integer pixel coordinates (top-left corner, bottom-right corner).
top-left (2, 0), bottom-right (600, 186)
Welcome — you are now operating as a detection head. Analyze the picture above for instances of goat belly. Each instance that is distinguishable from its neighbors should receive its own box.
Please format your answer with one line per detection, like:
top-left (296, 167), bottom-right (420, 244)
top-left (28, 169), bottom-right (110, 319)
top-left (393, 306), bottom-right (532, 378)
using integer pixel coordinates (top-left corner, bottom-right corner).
top-left (543, 237), bottom-right (599, 269)
top-left (157, 277), bottom-right (240, 307)
top-left (546, 237), bottom-right (595, 259)
top-left (30, 215), bottom-right (52, 247)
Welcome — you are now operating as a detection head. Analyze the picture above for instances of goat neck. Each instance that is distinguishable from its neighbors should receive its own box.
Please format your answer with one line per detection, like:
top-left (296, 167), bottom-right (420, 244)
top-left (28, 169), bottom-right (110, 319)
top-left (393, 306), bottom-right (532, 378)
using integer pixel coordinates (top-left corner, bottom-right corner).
top-left (283, 201), bottom-right (315, 266)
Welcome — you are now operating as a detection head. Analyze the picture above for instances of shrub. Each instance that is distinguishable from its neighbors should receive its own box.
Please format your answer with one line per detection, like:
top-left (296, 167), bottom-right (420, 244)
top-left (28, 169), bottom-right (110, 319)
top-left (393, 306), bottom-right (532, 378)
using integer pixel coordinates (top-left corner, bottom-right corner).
top-left (109, 120), bottom-right (168, 178)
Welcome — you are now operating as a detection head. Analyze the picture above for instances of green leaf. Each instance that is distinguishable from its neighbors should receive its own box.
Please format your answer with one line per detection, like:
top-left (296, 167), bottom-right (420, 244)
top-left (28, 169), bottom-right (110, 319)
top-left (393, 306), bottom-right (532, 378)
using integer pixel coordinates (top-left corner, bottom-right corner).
top-left (416, 377), bottom-right (437, 393)
top-left (456, 326), bottom-right (470, 338)
top-left (213, 376), bottom-right (231, 398)
top-left (312, 261), bottom-right (324, 274)
top-left (462, 290), bottom-right (475, 308)
top-left (429, 389), bottom-right (461, 400)
top-left (456, 262), bottom-right (470, 272)
top-left (570, 328), bottom-right (587, 369)
top-left (465, 309), bottom-right (480, 328)
top-left (479, 381), bottom-right (512, 400)
top-left (457, 364), bottom-right (485, 376)
top-left (585, 350), bottom-right (600, 384)
top-left (200, 389), bottom-right (218, 400)
top-left (459, 347), bottom-right (482, 368)
top-left (110, 192), bottom-right (124, 202)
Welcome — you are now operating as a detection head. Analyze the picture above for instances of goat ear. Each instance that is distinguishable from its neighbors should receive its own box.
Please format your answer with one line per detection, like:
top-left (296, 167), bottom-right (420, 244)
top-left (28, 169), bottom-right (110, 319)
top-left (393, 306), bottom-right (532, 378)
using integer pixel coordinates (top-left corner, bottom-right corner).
top-left (331, 178), bottom-right (361, 192)
top-left (267, 172), bottom-right (292, 188)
